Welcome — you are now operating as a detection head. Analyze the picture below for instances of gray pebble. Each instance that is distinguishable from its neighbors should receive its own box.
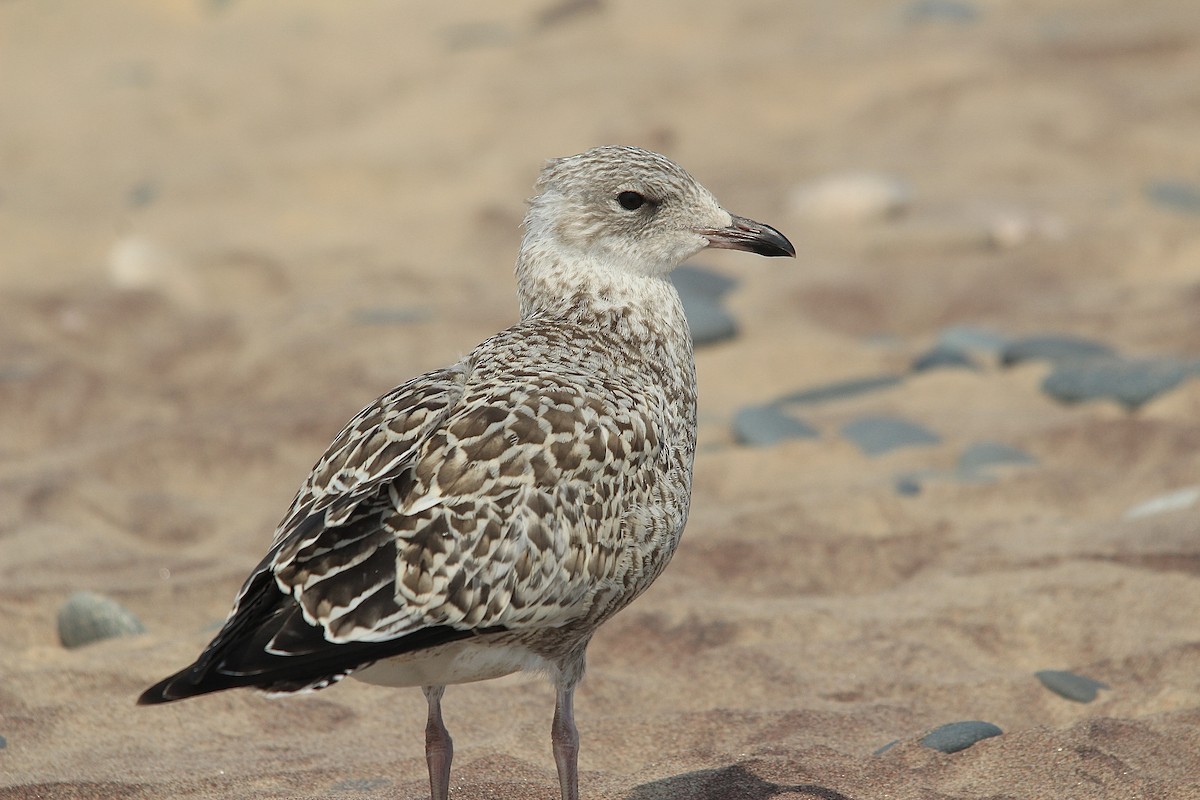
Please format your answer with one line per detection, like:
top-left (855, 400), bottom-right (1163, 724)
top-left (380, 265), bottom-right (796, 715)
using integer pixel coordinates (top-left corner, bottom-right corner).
top-left (873, 738), bottom-right (900, 755)
top-left (894, 474), bottom-right (924, 495)
top-left (57, 591), bottom-right (146, 649)
top-left (911, 345), bottom-right (978, 372)
top-left (936, 325), bottom-right (1010, 356)
top-left (0, 733), bottom-right (6, 749)
top-left (778, 374), bottom-right (904, 406)
top-left (1035, 670), bottom-right (1109, 703)
top-left (841, 415), bottom-right (940, 456)
top-left (1145, 180), bottom-right (1200, 215)
top-left (1041, 356), bottom-right (1192, 410)
top-left (670, 264), bottom-right (738, 300)
top-left (672, 265), bottom-right (741, 346)
top-left (680, 293), bottom-right (739, 346)
top-left (351, 307), bottom-right (432, 326)
top-left (905, 0), bottom-right (980, 24)
top-left (1000, 335), bottom-right (1114, 367)
top-left (919, 721), bottom-right (1003, 753)
top-left (958, 441), bottom-right (1036, 473)
top-left (127, 180), bottom-right (159, 209)
top-left (732, 405), bottom-right (818, 447)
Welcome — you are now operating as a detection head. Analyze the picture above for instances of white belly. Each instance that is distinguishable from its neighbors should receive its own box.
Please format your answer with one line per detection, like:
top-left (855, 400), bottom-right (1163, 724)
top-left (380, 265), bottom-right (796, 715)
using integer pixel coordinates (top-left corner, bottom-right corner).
top-left (352, 641), bottom-right (550, 688)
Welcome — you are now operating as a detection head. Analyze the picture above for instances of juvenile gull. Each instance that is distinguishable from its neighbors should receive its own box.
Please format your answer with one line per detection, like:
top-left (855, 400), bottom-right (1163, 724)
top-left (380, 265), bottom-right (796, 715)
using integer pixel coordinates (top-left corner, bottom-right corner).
top-left (138, 145), bottom-right (795, 800)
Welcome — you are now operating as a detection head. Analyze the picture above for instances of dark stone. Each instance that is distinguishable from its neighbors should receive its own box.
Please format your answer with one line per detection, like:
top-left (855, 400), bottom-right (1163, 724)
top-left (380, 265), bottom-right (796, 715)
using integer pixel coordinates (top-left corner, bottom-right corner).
top-left (1035, 670), bottom-right (1109, 703)
top-left (936, 325), bottom-right (1010, 356)
top-left (911, 345), bottom-right (978, 372)
top-left (919, 720), bottom-right (1003, 753)
top-left (894, 474), bottom-right (924, 496)
top-left (957, 441), bottom-right (1036, 473)
top-left (1145, 180), bottom-right (1200, 215)
top-left (732, 405), bottom-right (818, 447)
top-left (841, 415), bottom-right (940, 456)
top-left (127, 181), bottom-right (159, 208)
top-left (57, 591), bottom-right (146, 649)
top-left (1000, 335), bottom-right (1114, 367)
top-left (1041, 356), bottom-right (1192, 410)
top-left (680, 293), bottom-right (738, 346)
top-left (670, 264), bottom-right (738, 299)
top-left (777, 374), bottom-right (904, 406)
top-left (905, 0), bottom-right (980, 24)
top-left (672, 266), bottom-right (741, 347)
top-left (351, 307), bottom-right (433, 326)
top-left (873, 738), bottom-right (900, 755)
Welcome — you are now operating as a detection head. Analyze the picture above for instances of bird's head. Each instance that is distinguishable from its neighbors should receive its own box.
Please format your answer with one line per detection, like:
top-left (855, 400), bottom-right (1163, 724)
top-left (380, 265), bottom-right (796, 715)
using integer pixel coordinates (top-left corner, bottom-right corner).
top-left (522, 145), bottom-right (794, 279)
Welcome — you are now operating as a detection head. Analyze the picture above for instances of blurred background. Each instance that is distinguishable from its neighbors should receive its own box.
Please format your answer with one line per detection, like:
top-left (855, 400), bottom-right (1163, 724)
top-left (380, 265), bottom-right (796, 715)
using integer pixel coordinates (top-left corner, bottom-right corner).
top-left (2, 1), bottom-right (1199, 798)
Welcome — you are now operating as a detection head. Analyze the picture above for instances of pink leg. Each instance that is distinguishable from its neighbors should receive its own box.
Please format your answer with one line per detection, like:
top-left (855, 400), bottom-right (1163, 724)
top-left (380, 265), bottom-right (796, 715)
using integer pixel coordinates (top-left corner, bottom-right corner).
top-left (423, 685), bottom-right (452, 800)
top-left (551, 683), bottom-right (580, 800)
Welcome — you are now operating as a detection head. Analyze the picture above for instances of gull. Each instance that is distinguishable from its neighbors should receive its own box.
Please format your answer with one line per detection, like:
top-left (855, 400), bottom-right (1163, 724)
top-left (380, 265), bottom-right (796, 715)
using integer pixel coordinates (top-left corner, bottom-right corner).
top-left (138, 145), bottom-right (795, 800)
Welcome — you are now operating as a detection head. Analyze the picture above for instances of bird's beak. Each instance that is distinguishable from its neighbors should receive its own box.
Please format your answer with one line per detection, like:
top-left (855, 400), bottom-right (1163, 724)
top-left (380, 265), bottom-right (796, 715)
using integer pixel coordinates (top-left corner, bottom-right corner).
top-left (697, 214), bottom-right (796, 258)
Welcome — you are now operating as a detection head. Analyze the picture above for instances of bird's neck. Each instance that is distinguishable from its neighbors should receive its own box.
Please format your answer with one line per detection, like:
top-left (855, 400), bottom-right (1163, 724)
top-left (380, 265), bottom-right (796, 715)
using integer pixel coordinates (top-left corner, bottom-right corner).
top-left (514, 242), bottom-right (692, 351)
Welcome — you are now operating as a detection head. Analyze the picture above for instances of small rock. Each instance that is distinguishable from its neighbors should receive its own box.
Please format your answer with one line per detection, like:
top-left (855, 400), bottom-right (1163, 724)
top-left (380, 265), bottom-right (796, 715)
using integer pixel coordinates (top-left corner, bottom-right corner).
top-left (57, 591), bottom-right (146, 649)
top-left (911, 344), bottom-right (978, 372)
top-left (841, 415), bottom-right (940, 456)
top-left (777, 374), bottom-right (904, 406)
top-left (537, 0), bottom-right (603, 29)
top-left (788, 173), bottom-right (911, 223)
top-left (671, 265), bottom-right (740, 346)
top-left (873, 738), bottom-right (900, 755)
top-left (0, 733), bottom-right (6, 749)
top-left (732, 405), bottom-right (818, 447)
top-left (670, 264), bottom-right (738, 300)
top-left (1041, 356), bottom-right (1191, 410)
top-left (351, 307), bottom-right (433, 326)
top-left (107, 235), bottom-right (201, 306)
top-left (936, 326), bottom-right (1010, 356)
top-left (1145, 180), bottom-right (1200, 216)
top-left (1035, 670), bottom-right (1109, 703)
top-left (894, 474), bottom-right (924, 496)
top-left (986, 210), bottom-right (1066, 249)
top-left (680, 293), bottom-right (739, 346)
top-left (1000, 334), bottom-right (1114, 367)
top-left (919, 721), bottom-right (1003, 753)
top-left (957, 441), bottom-right (1036, 473)
top-left (127, 180), bottom-right (159, 209)
top-left (904, 0), bottom-right (979, 24)
top-left (1124, 486), bottom-right (1200, 519)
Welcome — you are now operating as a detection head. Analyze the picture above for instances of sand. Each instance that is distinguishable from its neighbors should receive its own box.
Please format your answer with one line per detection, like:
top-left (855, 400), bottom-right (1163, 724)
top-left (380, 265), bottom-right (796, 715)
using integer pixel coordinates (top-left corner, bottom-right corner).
top-left (2, 1), bottom-right (1199, 798)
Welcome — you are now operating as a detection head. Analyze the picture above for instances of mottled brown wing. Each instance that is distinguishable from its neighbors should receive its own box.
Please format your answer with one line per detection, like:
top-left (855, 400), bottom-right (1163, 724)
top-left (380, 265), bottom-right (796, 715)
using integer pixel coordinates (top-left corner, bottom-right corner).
top-left (140, 350), bottom-right (670, 703)
top-left (271, 363), bottom-right (471, 545)
top-left (272, 368), bottom-right (665, 645)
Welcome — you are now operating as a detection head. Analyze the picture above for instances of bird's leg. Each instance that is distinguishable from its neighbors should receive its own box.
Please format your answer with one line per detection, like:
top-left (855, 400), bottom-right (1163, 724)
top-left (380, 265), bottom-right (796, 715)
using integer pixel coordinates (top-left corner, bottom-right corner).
top-left (551, 682), bottom-right (580, 800)
top-left (422, 685), bottom-right (452, 800)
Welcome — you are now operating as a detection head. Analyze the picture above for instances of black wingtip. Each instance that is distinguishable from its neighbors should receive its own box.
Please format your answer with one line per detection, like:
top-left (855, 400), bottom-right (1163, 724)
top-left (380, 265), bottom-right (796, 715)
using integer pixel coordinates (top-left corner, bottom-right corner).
top-left (137, 665), bottom-right (217, 705)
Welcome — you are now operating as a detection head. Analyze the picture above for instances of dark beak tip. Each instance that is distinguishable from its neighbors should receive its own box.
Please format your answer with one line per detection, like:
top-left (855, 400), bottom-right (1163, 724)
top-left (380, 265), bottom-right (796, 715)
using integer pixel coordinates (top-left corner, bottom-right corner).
top-left (701, 216), bottom-right (796, 259)
top-left (758, 235), bottom-right (796, 259)
top-left (757, 222), bottom-right (796, 259)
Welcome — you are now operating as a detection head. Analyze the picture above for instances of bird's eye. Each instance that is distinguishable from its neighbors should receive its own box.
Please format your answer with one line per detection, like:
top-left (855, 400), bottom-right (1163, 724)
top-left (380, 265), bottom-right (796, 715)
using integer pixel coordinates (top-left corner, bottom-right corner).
top-left (617, 191), bottom-right (646, 211)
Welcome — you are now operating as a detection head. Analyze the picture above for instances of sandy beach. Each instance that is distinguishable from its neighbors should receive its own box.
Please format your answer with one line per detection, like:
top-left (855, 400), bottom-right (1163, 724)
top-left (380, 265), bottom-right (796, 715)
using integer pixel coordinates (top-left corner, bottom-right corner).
top-left (2, 1), bottom-right (1199, 798)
